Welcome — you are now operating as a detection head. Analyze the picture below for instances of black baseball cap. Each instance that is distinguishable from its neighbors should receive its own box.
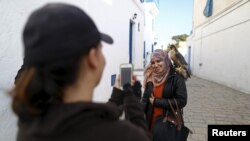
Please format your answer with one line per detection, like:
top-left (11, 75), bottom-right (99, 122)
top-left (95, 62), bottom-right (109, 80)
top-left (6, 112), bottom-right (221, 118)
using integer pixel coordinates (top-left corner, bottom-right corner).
top-left (23, 3), bottom-right (113, 66)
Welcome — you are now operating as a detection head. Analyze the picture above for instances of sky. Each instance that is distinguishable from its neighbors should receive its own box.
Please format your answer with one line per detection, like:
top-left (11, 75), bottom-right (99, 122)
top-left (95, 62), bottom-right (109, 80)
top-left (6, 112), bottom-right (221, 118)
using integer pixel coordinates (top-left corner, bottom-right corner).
top-left (154, 0), bottom-right (194, 48)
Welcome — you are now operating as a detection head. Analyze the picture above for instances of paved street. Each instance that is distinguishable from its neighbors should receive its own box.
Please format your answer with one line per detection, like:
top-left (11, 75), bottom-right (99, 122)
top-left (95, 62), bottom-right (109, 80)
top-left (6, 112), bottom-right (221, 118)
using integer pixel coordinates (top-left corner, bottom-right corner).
top-left (135, 70), bottom-right (250, 141)
top-left (184, 76), bottom-right (250, 141)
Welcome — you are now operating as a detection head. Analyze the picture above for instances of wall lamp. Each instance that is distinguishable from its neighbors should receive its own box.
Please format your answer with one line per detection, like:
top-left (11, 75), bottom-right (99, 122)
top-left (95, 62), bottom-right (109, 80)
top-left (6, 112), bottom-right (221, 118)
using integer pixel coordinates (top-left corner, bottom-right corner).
top-left (132, 13), bottom-right (137, 20)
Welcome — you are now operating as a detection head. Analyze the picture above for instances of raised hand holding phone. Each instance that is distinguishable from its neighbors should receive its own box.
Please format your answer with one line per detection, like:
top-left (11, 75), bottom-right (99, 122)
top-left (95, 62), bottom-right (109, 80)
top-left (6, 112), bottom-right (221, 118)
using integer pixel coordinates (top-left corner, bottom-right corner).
top-left (120, 63), bottom-right (133, 88)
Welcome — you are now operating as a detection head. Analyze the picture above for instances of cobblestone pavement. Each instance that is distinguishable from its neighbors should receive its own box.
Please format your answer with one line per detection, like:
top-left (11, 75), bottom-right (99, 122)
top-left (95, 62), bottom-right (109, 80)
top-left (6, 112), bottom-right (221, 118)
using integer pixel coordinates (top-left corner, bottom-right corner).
top-left (184, 76), bottom-right (250, 141)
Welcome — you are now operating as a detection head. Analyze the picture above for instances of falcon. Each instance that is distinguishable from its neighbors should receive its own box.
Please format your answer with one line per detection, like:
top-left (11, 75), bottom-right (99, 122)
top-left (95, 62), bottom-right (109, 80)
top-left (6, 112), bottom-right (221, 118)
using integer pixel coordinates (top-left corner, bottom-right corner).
top-left (166, 44), bottom-right (191, 80)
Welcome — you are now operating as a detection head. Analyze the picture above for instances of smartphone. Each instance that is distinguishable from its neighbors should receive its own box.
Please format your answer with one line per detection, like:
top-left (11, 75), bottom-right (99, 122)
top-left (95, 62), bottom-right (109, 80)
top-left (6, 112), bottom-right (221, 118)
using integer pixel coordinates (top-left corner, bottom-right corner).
top-left (120, 63), bottom-right (133, 87)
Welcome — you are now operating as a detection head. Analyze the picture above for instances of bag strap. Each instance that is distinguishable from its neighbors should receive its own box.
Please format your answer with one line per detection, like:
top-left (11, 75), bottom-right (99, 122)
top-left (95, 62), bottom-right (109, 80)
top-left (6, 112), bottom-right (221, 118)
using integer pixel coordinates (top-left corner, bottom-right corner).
top-left (174, 99), bottom-right (184, 125)
top-left (168, 99), bottom-right (183, 130)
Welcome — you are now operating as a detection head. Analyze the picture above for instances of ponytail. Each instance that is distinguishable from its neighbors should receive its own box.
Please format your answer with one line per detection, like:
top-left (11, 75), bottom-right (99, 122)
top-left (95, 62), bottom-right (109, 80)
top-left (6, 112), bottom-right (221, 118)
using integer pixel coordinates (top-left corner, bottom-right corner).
top-left (11, 67), bottom-right (41, 118)
top-left (11, 56), bottom-right (83, 119)
top-left (12, 68), bottom-right (61, 119)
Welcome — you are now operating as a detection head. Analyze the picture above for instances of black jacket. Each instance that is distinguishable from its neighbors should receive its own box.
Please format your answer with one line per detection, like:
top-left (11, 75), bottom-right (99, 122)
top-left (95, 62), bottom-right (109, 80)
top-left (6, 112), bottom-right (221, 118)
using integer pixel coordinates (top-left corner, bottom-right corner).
top-left (141, 73), bottom-right (187, 127)
top-left (17, 88), bottom-right (151, 141)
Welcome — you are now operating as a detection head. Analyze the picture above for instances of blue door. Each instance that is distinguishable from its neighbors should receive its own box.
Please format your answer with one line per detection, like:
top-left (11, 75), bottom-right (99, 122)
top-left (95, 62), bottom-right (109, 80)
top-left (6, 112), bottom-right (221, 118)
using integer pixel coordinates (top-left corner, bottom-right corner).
top-left (129, 21), bottom-right (133, 63)
top-left (129, 20), bottom-right (135, 64)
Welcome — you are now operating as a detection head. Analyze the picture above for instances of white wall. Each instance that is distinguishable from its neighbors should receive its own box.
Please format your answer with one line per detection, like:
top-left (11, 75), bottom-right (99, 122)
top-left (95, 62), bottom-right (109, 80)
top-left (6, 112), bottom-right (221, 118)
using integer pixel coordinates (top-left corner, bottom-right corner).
top-left (144, 11), bottom-right (155, 67)
top-left (193, 0), bottom-right (242, 28)
top-left (144, 28), bottom-right (154, 67)
top-left (191, 0), bottom-right (250, 94)
top-left (88, 0), bottom-right (145, 102)
top-left (0, 0), bottom-right (145, 140)
top-left (143, 1), bottom-right (159, 67)
top-left (178, 41), bottom-right (188, 63)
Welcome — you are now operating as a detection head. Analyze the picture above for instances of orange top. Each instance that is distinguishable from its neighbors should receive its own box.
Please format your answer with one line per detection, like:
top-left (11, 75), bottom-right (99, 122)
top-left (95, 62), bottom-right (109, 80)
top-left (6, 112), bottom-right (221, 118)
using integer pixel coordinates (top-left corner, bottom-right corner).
top-left (150, 82), bottom-right (165, 129)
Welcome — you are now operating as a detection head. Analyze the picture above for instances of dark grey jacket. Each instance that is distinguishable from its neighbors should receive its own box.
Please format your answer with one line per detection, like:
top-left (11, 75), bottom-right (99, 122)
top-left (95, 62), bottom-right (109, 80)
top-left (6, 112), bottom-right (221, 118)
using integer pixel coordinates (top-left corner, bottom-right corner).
top-left (17, 88), bottom-right (151, 141)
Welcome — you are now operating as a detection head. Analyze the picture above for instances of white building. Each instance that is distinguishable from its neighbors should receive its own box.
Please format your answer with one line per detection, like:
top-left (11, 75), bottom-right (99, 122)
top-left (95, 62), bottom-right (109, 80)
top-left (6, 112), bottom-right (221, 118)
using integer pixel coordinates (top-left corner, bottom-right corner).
top-left (143, 0), bottom-right (160, 67)
top-left (0, 0), bottom-right (145, 140)
top-left (177, 41), bottom-right (189, 63)
top-left (190, 0), bottom-right (250, 94)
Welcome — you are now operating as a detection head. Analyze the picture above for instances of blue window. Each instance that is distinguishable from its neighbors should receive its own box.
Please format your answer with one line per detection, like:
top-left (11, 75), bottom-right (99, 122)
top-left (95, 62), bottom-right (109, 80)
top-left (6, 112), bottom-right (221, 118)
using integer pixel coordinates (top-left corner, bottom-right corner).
top-left (204, 0), bottom-right (213, 17)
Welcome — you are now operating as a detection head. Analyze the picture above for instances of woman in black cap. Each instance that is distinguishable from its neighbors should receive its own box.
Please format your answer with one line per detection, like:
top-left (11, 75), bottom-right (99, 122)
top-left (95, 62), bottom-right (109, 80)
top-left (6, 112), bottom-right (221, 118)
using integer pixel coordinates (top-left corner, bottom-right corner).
top-left (11, 3), bottom-right (151, 141)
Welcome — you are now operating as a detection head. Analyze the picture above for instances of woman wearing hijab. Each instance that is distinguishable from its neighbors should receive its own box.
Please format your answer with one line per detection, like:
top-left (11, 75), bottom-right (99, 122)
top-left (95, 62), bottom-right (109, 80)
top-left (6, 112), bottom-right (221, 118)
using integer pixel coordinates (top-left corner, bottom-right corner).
top-left (141, 49), bottom-right (188, 141)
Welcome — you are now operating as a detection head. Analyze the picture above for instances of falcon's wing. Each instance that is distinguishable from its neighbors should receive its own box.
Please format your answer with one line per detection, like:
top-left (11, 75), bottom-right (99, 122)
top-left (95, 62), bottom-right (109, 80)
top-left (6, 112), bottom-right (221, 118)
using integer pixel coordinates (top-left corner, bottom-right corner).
top-left (175, 51), bottom-right (188, 66)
